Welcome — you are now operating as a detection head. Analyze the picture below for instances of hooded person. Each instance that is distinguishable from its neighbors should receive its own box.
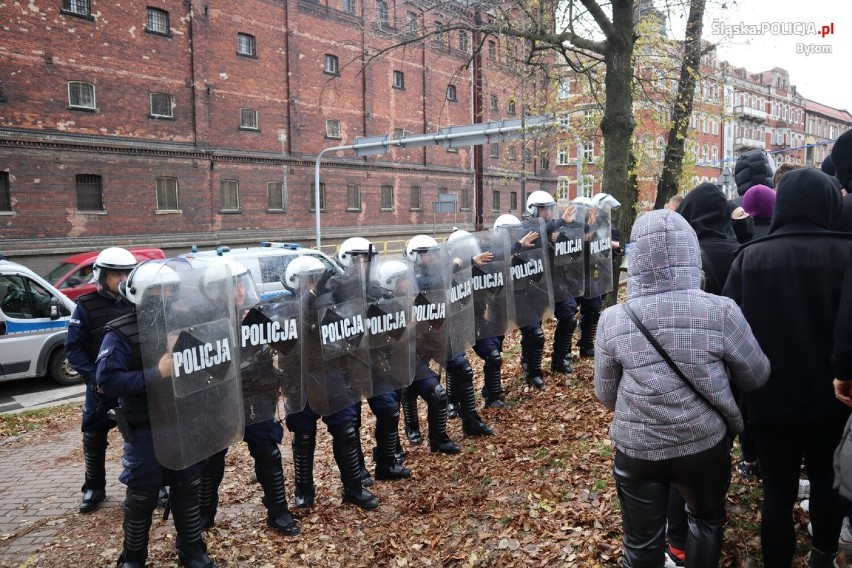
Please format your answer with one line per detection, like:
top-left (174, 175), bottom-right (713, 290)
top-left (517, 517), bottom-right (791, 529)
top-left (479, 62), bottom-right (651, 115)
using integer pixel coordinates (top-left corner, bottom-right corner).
top-left (732, 150), bottom-right (776, 244)
top-left (594, 209), bottom-right (769, 567)
top-left (723, 167), bottom-right (852, 568)
top-left (831, 129), bottom-right (852, 232)
top-left (741, 184), bottom-right (776, 241)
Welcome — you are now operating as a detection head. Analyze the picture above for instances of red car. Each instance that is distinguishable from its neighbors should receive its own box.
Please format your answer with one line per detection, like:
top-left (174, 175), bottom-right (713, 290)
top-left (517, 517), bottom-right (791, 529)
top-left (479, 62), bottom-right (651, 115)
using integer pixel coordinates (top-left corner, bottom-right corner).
top-left (43, 248), bottom-right (166, 301)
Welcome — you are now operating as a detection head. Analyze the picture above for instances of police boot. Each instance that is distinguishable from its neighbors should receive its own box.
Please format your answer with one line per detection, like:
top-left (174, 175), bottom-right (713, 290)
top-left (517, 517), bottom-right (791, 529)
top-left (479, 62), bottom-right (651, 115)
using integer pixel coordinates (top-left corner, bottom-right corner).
top-left (198, 449), bottom-right (226, 530)
top-left (522, 328), bottom-right (545, 389)
top-left (401, 387), bottom-right (422, 445)
top-left (445, 372), bottom-right (460, 419)
top-left (481, 350), bottom-right (506, 409)
top-left (254, 446), bottom-right (300, 536)
top-left (291, 431), bottom-right (316, 508)
top-left (158, 486), bottom-right (170, 509)
top-left (353, 407), bottom-right (374, 487)
top-left (80, 429), bottom-right (109, 513)
top-left (424, 384), bottom-right (461, 454)
top-left (578, 310), bottom-right (600, 358)
top-left (171, 478), bottom-right (215, 568)
top-left (551, 317), bottom-right (576, 374)
top-left (453, 360), bottom-right (493, 436)
top-left (806, 548), bottom-right (839, 568)
top-left (373, 409), bottom-right (411, 481)
top-left (331, 422), bottom-right (379, 510)
top-left (116, 487), bottom-right (158, 568)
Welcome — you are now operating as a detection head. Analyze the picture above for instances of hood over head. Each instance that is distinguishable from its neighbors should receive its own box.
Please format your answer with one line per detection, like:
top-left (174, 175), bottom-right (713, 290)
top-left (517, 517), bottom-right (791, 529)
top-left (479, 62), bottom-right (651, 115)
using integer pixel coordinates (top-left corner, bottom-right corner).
top-left (831, 129), bottom-right (852, 190)
top-left (735, 150), bottom-right (775, 196)
top-left (768, 167), bottom-right (842, 234)
top-left (741, 184), bottom-right (776, 220)
top-left (676, 182), bottom-right (733, 241)
top-left (627, 209), bottom-right (702, 299)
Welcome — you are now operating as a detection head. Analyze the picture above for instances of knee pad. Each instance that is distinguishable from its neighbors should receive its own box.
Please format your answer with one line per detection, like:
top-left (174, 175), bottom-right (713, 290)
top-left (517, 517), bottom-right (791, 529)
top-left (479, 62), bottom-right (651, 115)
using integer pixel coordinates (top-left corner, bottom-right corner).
top-left (524, 326), bottom-right (545, 347)
top-left (424, 384), bottom-right (448, 406)
top-left (483, 349), bottom-right (502, 368)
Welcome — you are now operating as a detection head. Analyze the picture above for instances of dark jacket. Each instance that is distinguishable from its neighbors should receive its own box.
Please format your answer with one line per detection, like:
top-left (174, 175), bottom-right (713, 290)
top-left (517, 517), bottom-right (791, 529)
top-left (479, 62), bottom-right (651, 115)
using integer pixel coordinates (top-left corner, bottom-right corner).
top-left (723, 167), bottom-right (852, 425)
top-left (677, 183), bottom-right (740, 295)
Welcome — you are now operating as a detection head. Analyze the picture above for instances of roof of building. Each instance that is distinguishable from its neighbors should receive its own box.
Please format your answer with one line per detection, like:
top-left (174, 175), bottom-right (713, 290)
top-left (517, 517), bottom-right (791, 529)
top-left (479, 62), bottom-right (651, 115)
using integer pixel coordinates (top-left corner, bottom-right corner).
top-left (805, 99), bottom-right (852, 123)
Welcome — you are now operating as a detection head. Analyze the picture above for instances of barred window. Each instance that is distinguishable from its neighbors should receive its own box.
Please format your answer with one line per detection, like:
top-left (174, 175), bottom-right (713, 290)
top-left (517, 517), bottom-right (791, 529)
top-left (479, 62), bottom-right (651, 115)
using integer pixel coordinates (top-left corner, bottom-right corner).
top-left (237, 33), bottom-right (256, 57)
top-left (156, 177), bottom-right (179, 211)
top-left (507, 99), bottom-right (516, 114)
top-left (150, 93), bottom-right (173, 118)
top-left (381, 184), bottom-right (394, 210)
top-left (446, 84), bottom-right (457, 101)
top-left (220, 180), bottom-right (240, 211)
top-left (459, 31), bottom-right (468, 52)
top-left (240, 108), bottom-right (258, 130)
top-left (376, 0), bottom-right (388, 26)
top-left (410, 185), bottom-right (421, 210)
top-left (490, 95), bottom-right (498, 111)
top-left (406, 11), bottom-right (418, 33)
top-left (325, 54), bottom-right (339, 75)
top-left (342, 0), bottom-right (356, 14)
top-left (62, 0), bottom-right (90, 16)
top-left (0, 172), bottom-right (11, 212)
top-left (75, 174), bottom-right (104, 211)
top-left (326, 119), bottom-right (341, 139)
top-left (267, 182), bottom-right (285, 211)
top-left (310, 182), bottom-right (326, 211)
top-left (507, 146), bottom-right (516, 161)
top-left (460, 189), bottom-right (470, 210)
top-left (68, 81), bottom-right (96, 110)
top-left (487, 40), bottom-right (496, 61)
top-left (491, 190), bottom-right (500, 211)
top-left (146, 7), bottom-right (169, 35)
top-left (347, 184), bottom-right (361, 211)
top-left (393, 70), bottom-right (405, 89)
top-left (509, 191), bottom-right (517, 211)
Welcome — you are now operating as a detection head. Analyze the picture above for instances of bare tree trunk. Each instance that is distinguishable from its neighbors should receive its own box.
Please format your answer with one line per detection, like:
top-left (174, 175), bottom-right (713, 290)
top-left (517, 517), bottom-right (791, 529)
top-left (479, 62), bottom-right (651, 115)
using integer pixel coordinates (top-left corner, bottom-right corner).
top-left (652, 0), bottom-right (706, 210)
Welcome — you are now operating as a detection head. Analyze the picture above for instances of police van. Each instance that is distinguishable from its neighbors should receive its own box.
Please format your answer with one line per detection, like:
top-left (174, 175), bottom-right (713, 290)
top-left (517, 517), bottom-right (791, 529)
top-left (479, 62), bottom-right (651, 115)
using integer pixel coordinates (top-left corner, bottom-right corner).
top-left (0, 256), bottom-right (80, 385)
top-left (181, 242), bottom-right (341, 300)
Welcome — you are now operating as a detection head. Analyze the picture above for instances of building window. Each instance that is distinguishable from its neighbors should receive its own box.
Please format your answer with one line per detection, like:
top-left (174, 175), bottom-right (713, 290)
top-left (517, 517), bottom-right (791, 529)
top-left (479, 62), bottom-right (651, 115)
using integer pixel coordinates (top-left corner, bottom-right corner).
top-left (410, 185), bottom-right (421, 210)
top-left (342, 0), bottom-right (356, 14)
top-left (0, 172), bottom-right (11, 212)
top-left (557, 112), bottom-right (570, 128)
top-left (434, 21), bottom-right (444, 45)
top-left (539, 152), bottom-right (550, 170)
top-left (579, 176), bottom-right (592, 198)
top-left (557, 177), bottom-right (569, 200)
top-left (459, 31), bottom-right (468, 52)
top-left (492, 190), bottom-right (500, 211)
top-left (406, 11), bottom-right (418, 33)
top-left (326, 119), bottom-right (341, 139)
top-left (376, 0), bottom-right (388, 26)
top-left (156, 177), bottom-right (179, 211)
top-left (446, 84), bottom-right (457, 101)
top-left (460, 189), bottom-right (470, 210)
top-left (558, 78), bottom-right (570, 100)
top-left (487, 40), bottom-right (496, 61)
top-left (310, 182), bottom-right (326, 211)
top-left (267, 181), bottom-right (285, 211)
top-left (62, 0), bottom-right (90, 16)
top-left (237, 33), bottom-right (256, 57)
top-left (489, 143), bottom-right (498, 158)
top-left (490, 95), bottom-right (498, 111)
top-left (240, 108), bottom-right (259, 130)
top-left (347, 184), bottom-right (361, 211)
top-left (507, 100), bottom-right (516, 114)
top-left (557, 145), bottom-right (569, 165)
top-left (146, 7), bottom-right (170, 35)
top-left (393, 70), bottom-right (405, 89)
top-left (76, 174), bottom-right (104, 211)
top-left (509, 191), bottom-right (517, 211)
top-left (582, 141), bottom-right (594, 161)
top-left (381, 184), bottom-right (394, 210)
top-left (583, 109), bottom-right (593, 126)
top-left (324, 54), bottom-right (339, 75)
top-left (438, 186), bottom-right (448, 195)
top-left (149, 93), bottom-right (173, 118)
top-left (507, 146), bottom-right (516, 161)
top-left (68, 81), bottom-right (96, 110)
top-left (220, 180), bottom-right (240, 211)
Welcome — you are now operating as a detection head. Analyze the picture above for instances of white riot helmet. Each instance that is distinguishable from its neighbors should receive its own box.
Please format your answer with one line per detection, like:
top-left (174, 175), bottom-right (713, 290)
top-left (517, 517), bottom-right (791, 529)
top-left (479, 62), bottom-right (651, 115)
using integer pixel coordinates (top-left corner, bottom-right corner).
top-left (336, 237), bottom-right (375, 268)
top-left (571, 196), bottom-right (593, 207)
top-left (93, 247), bottom-right (137, 289)
top-left (377, 260), bottom-right (410, 294)
top-left (525, 190), bottom-right (557, 218)
top-left (493, 214), bottom-right (522, 230)
top-left (282, 255), bottom-right (327, 292)
top-left (591, 192), bottom-right (621, 210)
top-left (198, 257), bottom-right (259, 306)
top-left (446, 229), bottom-right (480, 260)
top-left (120, 260), bottom-right (180, 307)
top-left (404, 234), bottom-right (440, 262)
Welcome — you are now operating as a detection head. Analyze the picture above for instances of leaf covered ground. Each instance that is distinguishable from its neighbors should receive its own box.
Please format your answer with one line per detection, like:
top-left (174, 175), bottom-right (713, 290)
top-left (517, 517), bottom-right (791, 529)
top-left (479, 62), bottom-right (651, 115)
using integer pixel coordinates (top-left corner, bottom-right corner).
top-left (1, 320), bottom-right (844, 567)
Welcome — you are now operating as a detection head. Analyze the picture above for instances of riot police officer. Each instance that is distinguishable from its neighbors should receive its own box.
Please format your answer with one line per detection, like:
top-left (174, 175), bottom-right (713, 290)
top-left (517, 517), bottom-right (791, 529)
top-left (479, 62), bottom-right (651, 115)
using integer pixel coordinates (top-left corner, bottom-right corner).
top-left (65, 247), bottom-right (137, 513)
top-left (193, 258), bottom-right (300, 536)
top-left (96, 261), bottom-right (216, 568)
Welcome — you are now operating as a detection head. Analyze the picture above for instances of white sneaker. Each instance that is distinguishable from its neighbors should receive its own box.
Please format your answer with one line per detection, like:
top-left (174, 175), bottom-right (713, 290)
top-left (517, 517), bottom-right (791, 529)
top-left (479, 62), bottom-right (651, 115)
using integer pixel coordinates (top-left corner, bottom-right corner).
top-left (840, 517), bottom-right (852, 552)
top-left (798, 479), bottom-right (811, 500)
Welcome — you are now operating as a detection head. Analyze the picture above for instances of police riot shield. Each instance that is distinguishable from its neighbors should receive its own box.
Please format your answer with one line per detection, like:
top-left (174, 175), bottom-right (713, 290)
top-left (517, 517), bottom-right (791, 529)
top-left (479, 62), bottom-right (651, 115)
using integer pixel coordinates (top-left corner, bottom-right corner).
top-left (365, 256), bottom-right (416, 395)
top-left (584, 204), bottom-right (614, 298)
top-left (551, 202), bottom-right (586, 301)
top-left (408, 246), bottom-right (451, 373)
top-left (310, 262), bottom-right (372, 415)
top-left (502, 217), bottom-right (554, 328)
top-left (471, 228), bottom-right (514, 340)
top-left (239, 292), bottom-right (303, 423)
top-left (443, 239), bottom-right (476, 356)
top-left (139, 259), bottom-right (244, 471)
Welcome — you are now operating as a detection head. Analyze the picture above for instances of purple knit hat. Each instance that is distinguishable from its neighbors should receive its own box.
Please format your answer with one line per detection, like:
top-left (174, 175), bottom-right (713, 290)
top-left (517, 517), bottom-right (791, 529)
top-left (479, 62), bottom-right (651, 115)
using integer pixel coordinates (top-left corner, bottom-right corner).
top-left (741, 184), bottom-right (776, 220)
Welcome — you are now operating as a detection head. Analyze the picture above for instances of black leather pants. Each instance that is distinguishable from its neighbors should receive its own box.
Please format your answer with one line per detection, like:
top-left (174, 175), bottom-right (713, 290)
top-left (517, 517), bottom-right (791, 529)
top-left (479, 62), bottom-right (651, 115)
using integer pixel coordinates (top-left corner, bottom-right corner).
top-left (613, 437), bottom-right (731, 568)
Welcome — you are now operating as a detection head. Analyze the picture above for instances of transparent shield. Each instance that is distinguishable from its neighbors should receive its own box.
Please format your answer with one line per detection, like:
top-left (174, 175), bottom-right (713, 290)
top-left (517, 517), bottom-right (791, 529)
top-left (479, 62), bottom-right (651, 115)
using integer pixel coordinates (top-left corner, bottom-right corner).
top-left (584, 206), bottom-right (614, 298)
top-left (408, 248), bottom-right (451, 370)
top-left (551, 203), bottom-right (586, 301)
top-left (503, 217), bottom-right (554, 328)
top-left (471, 229), bottom-right (514, 340)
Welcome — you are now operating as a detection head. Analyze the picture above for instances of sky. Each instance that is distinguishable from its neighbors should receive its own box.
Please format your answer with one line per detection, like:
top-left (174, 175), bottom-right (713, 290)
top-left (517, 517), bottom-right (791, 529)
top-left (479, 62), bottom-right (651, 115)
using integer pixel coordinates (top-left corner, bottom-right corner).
top-left (664, 0), bottom-right (850, 111)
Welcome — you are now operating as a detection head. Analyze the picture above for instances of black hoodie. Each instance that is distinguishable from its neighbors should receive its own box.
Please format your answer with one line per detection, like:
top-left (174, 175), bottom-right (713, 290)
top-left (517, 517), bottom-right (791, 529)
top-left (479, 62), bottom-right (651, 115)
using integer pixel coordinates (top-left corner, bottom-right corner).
top-left (676, 183), bottom-right (739, 295)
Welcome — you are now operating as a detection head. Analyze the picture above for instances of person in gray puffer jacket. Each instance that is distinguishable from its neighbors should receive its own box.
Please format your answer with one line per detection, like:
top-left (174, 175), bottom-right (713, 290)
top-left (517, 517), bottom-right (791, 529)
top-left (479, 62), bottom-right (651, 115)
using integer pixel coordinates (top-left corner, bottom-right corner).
top-left (594, 209), bottom-right (770, 568)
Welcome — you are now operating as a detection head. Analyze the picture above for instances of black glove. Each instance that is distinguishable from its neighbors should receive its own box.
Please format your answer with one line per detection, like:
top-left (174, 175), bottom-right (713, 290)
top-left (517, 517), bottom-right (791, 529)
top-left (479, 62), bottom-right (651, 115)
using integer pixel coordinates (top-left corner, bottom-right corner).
top-left (315, 269), bottom-right (333, 295)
